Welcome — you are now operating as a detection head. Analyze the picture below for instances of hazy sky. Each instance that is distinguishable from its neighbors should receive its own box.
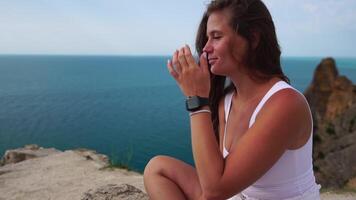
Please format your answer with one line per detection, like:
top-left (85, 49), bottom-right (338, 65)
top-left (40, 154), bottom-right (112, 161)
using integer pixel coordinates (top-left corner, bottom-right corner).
top-left (0, 0), bottom-right (355, 57)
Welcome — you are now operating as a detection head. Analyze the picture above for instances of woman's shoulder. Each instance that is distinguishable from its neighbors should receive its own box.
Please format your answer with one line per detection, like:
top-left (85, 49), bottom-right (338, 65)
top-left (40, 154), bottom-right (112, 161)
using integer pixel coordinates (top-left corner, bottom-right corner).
top-left (258, 86), bottom-right (312, 133)
top-left (258, 86), bottom-right (309, 121)
top-left (269, 86), bottom-right (308, 110)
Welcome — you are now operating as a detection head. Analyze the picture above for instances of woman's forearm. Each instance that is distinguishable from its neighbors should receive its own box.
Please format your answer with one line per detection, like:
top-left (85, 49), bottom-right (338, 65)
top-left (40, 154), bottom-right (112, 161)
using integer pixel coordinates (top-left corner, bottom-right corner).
top-left (190, 111), bottom-right (224, 196)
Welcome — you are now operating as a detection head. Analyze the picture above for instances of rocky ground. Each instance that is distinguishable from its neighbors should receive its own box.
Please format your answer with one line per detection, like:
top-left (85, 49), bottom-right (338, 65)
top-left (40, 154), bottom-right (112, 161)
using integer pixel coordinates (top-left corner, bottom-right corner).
top-left (321, 193), bottom-right (355, 200)
top-left (1, 145), bottom-right (355, 200)
top-left (0, 145), bottom-right (148, 200)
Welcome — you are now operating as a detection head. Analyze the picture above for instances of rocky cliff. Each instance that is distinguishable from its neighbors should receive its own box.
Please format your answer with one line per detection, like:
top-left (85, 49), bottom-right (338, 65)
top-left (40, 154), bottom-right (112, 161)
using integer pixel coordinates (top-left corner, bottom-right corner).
top-left (304, 57), bottom-right (356, 188)
top-left (0, 145), bottom-right (148, 200)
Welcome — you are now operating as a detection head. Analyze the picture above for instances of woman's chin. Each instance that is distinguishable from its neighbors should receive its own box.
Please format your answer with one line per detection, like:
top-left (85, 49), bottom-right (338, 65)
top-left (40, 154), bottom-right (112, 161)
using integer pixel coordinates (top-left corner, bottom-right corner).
top-left (210, 65), bottom-right (224, 76)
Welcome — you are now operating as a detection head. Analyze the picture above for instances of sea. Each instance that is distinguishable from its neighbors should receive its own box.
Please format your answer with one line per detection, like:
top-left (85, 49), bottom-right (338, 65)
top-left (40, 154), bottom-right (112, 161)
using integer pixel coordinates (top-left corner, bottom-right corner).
top-left (1, 55), bottom-right (356, 172)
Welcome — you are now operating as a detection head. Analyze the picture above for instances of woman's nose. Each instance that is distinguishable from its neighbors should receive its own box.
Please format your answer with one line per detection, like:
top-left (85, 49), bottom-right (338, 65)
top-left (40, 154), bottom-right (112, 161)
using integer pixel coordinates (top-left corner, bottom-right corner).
top-left (203, 41), bottom-right (213, 53)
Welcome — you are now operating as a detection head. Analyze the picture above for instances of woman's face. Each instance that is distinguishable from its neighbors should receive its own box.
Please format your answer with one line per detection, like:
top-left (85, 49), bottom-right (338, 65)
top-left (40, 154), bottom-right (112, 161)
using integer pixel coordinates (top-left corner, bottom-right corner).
top-left (203, 9), bottom-right (249, 76)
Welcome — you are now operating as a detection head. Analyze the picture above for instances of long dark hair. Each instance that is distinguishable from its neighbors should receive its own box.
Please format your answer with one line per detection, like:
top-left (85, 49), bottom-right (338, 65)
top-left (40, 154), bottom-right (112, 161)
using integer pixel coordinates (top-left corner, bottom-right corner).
top-left (195, 0), bottom-right (290, 143)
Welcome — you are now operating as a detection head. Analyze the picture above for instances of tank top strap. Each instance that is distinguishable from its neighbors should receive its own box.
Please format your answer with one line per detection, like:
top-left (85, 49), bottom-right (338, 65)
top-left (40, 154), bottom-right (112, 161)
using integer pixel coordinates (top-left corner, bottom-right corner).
top-left (224, 91), bottom-right (234, 122)
top-left (223, 91), bottom-right (235, 158)
top-left (248, 81), bottom-right (293, 128)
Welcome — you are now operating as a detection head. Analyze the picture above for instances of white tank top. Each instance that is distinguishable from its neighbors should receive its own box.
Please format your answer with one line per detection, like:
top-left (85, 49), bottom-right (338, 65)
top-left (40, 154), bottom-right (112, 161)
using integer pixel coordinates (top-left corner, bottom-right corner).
top-left (223, 81), bottom-right (320, 200)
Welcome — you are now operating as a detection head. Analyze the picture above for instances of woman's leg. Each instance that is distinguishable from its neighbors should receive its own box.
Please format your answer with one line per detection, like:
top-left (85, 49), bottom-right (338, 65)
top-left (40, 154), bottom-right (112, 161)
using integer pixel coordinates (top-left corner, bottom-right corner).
top-left (144, 155), bottom-right (203, 200)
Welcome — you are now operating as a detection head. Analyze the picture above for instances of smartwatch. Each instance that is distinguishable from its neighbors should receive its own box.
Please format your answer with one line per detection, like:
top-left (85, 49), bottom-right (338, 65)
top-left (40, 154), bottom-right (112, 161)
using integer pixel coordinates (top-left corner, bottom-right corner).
top-left (185, 96), bottom-right (209, 112)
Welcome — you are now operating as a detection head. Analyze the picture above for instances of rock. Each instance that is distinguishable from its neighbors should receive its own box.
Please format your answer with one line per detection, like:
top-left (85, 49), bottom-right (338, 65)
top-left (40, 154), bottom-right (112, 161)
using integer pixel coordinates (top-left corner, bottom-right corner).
top-left (305, 58), bottom-right (356, 123)
top-left (325, 76), bottom-right (355, 121)
top-left (24, 144), bottom-right (40, 150)
top-left (305, 57), bottom-right (340, 123)
top-left (304, 57), bottom-right (356, 188)
top-left (73, 148), bottom-right (110, 169)
top-left (0, 144), bottom-right (61, 166)
top-left (313, 105), bottom-right (356, 188)
top-left (81, 184), bottom-right (149, 200)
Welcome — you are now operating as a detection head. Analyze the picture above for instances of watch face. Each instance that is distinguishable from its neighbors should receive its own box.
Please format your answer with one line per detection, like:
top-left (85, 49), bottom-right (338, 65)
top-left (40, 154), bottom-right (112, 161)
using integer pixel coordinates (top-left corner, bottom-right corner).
top-left (186, 96), bottom-right (209, 111)
top-left (189, 97), bottom-right (200, 109)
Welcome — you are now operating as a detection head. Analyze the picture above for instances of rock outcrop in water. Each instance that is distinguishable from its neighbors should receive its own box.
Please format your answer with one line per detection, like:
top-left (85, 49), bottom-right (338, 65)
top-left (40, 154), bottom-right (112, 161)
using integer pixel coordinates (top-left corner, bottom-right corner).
top-left (304, 57), bottom-right (356, 188)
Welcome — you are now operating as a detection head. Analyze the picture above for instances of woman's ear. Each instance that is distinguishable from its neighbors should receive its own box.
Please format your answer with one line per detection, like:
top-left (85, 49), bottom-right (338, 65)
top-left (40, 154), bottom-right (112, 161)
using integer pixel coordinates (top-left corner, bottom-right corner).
top-left (251, 30), bottom-right (260, 50)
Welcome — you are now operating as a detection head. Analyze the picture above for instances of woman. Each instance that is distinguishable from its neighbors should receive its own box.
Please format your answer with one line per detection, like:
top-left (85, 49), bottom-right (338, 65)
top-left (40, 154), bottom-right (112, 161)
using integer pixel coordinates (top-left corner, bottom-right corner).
top-left (144, 0), bottom-right (321, 199)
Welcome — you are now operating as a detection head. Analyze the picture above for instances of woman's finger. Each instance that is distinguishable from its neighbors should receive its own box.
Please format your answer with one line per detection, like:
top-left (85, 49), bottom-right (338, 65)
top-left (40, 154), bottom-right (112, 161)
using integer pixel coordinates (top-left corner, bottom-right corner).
top-left (178, 47), bottom-right (189, 71)
top-left (172, 50), bottom-right (182, 73)
top-left (184, 45), bottom-right (198, 68)
top-left (199, 52), bottom-right (209, 74)
top-left (167, 59), bottom-right (179, 80)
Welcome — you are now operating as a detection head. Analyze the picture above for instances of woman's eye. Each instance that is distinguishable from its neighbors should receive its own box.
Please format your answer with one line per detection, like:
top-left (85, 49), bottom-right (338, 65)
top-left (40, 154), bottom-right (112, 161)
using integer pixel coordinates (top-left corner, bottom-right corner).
top-left (213, 36), bottom-right (222, 39)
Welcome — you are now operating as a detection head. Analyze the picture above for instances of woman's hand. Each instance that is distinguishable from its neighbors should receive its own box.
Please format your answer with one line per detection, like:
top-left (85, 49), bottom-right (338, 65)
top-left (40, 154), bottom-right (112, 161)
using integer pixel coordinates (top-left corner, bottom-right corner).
top-left (167, 45), bottom-right (211, 98)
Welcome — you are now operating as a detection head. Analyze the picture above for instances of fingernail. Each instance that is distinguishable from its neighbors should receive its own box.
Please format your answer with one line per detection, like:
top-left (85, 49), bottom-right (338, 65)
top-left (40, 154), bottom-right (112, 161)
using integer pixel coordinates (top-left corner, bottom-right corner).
top-left (203, 52), bottom-right (207, 58)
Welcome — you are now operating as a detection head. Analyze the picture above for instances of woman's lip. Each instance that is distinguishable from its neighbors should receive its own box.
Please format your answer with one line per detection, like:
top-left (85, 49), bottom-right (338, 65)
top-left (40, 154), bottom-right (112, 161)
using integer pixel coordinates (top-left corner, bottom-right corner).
top-left (209, 58), bottom-right (218, 65)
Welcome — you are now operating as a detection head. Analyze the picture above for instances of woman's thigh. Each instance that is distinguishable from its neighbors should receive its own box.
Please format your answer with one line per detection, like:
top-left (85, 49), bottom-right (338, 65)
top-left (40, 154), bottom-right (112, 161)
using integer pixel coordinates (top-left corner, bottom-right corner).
top-left (144, 155), bottom-right (202, 200)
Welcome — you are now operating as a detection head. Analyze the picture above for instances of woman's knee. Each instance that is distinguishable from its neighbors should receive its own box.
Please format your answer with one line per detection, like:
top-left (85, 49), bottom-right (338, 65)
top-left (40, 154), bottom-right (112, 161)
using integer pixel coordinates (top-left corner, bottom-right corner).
top-left (144, 155), bottom-right (170, 177)
top-left (144, 156), bottom-right (202, 199)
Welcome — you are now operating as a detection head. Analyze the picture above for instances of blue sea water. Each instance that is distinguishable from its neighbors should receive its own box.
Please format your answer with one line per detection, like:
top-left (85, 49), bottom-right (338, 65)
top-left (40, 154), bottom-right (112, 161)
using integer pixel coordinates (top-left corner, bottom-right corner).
top-left (0, 55), bottom-right (356, 172)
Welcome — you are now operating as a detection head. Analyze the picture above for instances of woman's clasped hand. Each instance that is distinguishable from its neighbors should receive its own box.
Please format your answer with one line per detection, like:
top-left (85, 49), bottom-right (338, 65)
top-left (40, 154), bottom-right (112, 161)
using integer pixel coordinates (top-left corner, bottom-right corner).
top-left (167, 45), bottom-right (210, 98)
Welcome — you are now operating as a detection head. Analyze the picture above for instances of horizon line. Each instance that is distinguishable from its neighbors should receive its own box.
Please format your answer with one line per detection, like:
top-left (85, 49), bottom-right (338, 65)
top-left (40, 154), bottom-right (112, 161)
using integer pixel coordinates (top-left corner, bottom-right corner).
top-left (0, 53), bottom-right (355, 59)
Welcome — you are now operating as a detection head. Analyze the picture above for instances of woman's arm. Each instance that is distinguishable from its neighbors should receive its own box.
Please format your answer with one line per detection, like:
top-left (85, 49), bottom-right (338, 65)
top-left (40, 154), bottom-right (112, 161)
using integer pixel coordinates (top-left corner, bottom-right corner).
top-left (191, 90), bottom-right (307, 200)
top-left (190, 106), bottom-right (225, 198)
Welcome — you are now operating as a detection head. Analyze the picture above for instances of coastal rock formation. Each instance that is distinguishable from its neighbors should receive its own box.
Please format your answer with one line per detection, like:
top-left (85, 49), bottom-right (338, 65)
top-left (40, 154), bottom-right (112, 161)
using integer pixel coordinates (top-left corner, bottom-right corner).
top-left (0, 145), bottom-right (147, 200)
top-left (304, 57), bottom-right (356, 188)
top-left (305, 58), bottom-right (356, 122)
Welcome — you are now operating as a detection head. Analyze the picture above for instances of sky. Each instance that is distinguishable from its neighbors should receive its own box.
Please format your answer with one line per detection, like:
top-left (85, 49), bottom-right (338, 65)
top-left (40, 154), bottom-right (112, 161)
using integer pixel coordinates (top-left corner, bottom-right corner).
top-left (0, 0), bottom-right (355, 57)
